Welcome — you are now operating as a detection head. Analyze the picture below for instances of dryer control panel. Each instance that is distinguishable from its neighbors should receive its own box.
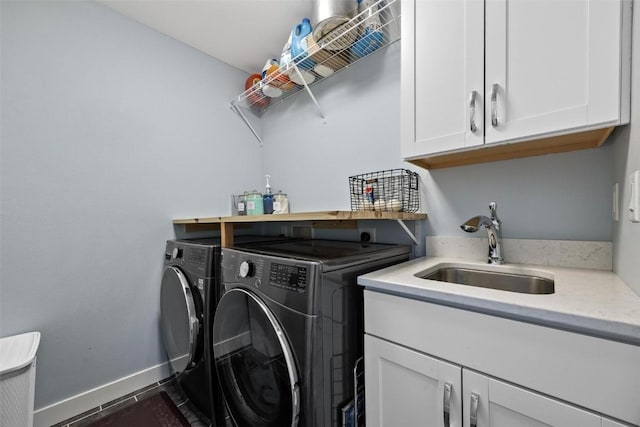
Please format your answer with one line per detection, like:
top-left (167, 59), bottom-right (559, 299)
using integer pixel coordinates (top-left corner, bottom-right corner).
top-left (222, 248), bottom-right (319, 314)
top-left (269, 263), bottom-right (307, 292)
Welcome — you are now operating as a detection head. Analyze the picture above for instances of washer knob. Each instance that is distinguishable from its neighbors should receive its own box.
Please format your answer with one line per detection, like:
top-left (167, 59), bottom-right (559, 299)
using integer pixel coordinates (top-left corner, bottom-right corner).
top-left (171, 247), bottom-right (183, 260)
top-left (239, 260), bottom-right (254, 278)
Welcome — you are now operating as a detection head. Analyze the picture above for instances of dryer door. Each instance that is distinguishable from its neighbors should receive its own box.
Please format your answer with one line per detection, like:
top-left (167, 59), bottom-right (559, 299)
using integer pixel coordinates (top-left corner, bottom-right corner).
top-left (213, 288), bottom-right (300, 427)
top-left (160, 266), bottom-right (200, 375)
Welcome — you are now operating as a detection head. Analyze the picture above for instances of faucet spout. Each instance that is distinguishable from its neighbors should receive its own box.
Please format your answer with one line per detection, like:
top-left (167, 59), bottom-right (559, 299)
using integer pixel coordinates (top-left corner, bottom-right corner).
top-left (461, 215), bottom-right (493, 233)
top-left (460, 202), bottom-right (504, 264)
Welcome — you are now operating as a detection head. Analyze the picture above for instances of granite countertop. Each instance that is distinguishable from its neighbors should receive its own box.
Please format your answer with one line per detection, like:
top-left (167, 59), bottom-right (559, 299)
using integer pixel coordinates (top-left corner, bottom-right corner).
top-left (358, 256), bottom-right (640, 346)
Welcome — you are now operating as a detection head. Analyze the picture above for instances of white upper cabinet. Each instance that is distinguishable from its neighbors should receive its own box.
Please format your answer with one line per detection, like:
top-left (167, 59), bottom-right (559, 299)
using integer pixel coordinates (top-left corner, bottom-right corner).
top-left (401, 0), bottom-right (631, 168)
top-left (400, 0), bottom-right (484, 155)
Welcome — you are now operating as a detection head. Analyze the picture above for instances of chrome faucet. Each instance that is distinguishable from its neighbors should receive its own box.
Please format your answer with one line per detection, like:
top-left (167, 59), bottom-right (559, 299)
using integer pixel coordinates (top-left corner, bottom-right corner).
top-left (461, 202), bottom-right (504, 265)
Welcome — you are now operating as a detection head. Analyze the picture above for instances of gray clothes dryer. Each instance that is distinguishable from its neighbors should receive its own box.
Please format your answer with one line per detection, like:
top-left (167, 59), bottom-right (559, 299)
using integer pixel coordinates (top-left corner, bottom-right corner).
top-left (161, 238), bottom-right (223, 424)
top-left (212, 240), bottom-right (411, 427)
top-left (160, 236), bottom-right (299, 426)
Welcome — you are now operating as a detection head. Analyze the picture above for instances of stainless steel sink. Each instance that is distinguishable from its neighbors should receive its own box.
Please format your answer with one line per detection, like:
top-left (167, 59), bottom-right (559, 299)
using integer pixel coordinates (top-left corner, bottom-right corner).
top-left (419, 266), bottom-right (555, 294)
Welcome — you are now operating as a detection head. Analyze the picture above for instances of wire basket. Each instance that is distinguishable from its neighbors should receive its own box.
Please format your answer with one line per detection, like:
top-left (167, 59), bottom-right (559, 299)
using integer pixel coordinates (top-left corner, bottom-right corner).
top-left (349, 169), bottom-right (419, 212)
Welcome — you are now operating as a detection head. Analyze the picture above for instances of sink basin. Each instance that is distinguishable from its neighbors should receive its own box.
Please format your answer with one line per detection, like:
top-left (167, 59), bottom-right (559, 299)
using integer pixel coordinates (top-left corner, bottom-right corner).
top-left (417, 265), bottom-right (555, 294)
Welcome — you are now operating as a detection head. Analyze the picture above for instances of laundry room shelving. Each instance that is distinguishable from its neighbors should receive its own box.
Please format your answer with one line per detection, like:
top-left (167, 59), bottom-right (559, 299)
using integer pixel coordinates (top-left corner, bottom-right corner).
top-left (173, 210), bottom-right (427, 246)
top-left (230, 0), bottom-right (401, 144)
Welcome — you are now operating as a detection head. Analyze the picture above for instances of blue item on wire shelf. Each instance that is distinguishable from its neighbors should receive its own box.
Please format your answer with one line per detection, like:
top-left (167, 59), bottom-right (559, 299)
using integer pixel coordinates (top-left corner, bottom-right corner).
top-left (352, 27), bottom-right (384, 57)
top-left (352, 0), bottom-right (384, 57)
top-left (290, 18), bottom-right (316, 70)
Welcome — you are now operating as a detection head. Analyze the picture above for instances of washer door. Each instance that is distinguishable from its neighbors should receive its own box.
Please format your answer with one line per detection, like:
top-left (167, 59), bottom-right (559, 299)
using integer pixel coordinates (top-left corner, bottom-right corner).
top-left (160, 266), bottom-right (200, 375)
top-left (213, 288), bottom-right (300, 427)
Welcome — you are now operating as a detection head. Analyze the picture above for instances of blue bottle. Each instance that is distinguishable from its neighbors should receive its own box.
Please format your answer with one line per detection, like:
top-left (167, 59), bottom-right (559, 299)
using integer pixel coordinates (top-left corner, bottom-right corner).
top-left (290, 18), bottom-right (316, 70)
top-left (263, 175), bottom-right (274, 214)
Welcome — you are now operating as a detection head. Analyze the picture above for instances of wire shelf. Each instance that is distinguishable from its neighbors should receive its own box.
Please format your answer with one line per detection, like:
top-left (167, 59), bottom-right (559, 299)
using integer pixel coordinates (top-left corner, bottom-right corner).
top-left (230, 0), bottom-right (400, 117)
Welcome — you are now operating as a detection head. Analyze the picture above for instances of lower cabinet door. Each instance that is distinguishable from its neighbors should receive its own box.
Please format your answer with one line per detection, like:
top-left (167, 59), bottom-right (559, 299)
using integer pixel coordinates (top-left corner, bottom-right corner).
top-left (364, 334), bottom-right (462, 427)
top-left (462, 369), bottom-right (602, 427)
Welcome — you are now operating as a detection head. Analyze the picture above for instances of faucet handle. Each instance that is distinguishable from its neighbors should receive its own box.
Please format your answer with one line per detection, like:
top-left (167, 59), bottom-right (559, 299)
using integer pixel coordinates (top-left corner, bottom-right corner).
top-left (489, 202), bottom-right (501, 226)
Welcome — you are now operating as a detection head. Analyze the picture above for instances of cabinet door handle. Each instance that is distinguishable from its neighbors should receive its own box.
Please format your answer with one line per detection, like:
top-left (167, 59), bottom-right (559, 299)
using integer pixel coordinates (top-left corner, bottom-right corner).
top-left (469, 90), bottom-right (478, 132)
top-left (443, 382), bottom-right (452, 427)
top-left (470, 393), bottom-right (479, 427)
top-left (490, 83), bottom-right (499, 128)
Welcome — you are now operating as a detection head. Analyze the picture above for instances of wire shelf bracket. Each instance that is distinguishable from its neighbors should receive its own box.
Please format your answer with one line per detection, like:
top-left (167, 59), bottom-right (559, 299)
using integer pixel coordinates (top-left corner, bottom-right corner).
top-left (291, 64), bottom-right (327, 122)
top-left (231, 103), bottom-right (263, 145)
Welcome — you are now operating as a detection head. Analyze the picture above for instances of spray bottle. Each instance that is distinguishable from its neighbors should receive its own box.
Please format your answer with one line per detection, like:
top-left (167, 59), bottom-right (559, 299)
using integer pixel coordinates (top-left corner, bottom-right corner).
top-left (263, 175), bottom-right (274, 214)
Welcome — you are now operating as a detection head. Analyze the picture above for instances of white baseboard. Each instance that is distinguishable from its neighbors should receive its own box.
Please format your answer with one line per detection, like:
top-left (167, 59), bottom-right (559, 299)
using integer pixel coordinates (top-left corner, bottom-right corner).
top-left (33, 362), bottom-right (171, 427)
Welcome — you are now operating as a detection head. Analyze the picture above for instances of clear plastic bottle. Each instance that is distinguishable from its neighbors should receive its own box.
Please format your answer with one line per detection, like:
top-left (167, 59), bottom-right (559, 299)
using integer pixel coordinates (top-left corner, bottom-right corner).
top-left (273, 191), bottom-right (290, 214)
top-left (246, 190), bottom-right (264, 215)
top-left (237, 192), bottom-right (248, 216)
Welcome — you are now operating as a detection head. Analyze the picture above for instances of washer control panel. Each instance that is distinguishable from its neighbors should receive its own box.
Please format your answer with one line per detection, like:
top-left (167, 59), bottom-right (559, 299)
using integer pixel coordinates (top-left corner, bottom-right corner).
top-left (269, 263), bottom-right (307, 292)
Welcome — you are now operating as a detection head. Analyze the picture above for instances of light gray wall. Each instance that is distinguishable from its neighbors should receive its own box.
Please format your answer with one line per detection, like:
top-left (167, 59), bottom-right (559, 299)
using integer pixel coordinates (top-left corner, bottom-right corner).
top-left (611, 1), bottom-right (640, 295)
top-left (261, 43), bottom-right (614, 246)
top-left (0, 1), bottom-right (261, 408)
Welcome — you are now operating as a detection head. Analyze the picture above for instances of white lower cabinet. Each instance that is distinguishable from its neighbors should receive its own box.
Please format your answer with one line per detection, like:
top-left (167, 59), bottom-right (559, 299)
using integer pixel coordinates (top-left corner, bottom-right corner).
top-left (363, 288), bottom-right (639, 427)
top-left (365, 335), bottom-right (462, 427)
top-left (462, 368), bottom-right (602, 427)
top-left (365, 335), bottom-right (621, 427)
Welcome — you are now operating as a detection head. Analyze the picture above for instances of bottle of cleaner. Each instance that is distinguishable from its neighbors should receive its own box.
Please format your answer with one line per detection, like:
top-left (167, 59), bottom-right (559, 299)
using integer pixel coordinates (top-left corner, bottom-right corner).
top-left (263, 175), bottom-right (274, 214)
top-left (290, 18), bottom-right (316, 70)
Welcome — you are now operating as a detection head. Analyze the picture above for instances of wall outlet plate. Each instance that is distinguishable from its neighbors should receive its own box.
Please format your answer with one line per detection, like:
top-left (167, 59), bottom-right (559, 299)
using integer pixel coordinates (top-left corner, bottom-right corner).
top-left (292, 225), bottom-right (313, 239)
top-left (629, 170), bottom-right (640, 223)
top-left (359, 227), bottom-right (376, 242)
top-left (613, 182), bottom-right (619, 222)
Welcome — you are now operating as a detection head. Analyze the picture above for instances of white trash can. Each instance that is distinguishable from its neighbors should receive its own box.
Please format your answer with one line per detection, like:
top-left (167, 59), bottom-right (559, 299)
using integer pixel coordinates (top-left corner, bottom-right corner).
top-left (0, 332), bottom-right (41, 427)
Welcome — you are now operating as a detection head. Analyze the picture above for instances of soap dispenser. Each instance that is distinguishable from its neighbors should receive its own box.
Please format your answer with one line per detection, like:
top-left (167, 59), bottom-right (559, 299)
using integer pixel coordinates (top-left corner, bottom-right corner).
top-left (263, 175), bottom-right (274, 214)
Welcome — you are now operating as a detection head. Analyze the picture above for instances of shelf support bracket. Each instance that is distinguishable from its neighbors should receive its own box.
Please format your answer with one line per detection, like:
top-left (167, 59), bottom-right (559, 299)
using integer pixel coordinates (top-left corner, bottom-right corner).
top-left (396, 219), bottom-right (419, 245)
top-left (292, 64), bottom-right (327, 122)
top-left (231, 102), bottom-right (263, 144)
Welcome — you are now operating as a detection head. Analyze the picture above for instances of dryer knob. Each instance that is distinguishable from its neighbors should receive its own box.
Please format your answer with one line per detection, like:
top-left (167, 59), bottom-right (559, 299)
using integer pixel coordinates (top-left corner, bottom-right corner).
top-left (172, 247), bottom-right (183, 260)
top-left (239, 260), bottom-right (254, 278)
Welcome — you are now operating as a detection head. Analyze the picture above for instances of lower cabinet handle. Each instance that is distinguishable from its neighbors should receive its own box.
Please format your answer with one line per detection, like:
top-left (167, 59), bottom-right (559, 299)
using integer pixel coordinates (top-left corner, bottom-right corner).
top-left (490, 83), bottom-right (499, 128)
top-left (470, 393), bottom-right (479, 427)
top-left (469, 90), bottom-right (478, 132)
top-left (443, 382), bottom-right (452, 427)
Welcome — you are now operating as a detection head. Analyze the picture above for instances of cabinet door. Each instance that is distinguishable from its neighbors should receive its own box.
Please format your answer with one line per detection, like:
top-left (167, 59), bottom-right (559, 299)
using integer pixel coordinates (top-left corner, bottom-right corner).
top-left (401, 0), bottom-right (484, 158)
top-left (484, 0), bottom-right (628, 145)
top-left (365, 334), bottom-right (462, 427)
top-left (463, 369), bottom-right (601, 427)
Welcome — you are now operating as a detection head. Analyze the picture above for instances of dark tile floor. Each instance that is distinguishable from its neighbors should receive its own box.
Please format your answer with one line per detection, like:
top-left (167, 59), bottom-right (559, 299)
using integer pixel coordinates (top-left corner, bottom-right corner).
top-left (51, 376), bottom-right (210, 427)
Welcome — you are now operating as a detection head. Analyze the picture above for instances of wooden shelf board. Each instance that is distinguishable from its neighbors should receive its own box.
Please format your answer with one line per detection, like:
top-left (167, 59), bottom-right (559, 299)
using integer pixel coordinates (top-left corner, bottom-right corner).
top-left (174, 210), bottom-right (427, 247)
top-left (407, 127), bottom-right (614, 170)
top-left (173, 210), bottom-right (427, 225)
top-left (173, 217), bottom-right (222, 225)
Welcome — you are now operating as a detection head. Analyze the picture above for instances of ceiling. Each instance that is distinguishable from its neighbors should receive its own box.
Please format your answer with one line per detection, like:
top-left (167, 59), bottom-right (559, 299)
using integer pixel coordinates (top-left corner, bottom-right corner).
top-left (101, 0), bottom-right (315, 75)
